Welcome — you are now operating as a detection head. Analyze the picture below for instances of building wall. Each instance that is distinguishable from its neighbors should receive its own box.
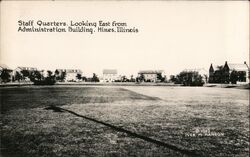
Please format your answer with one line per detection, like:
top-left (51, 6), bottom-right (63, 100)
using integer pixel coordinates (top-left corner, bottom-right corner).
top-left (103, 74), bottom-right (117, 82)
top-left (143, 74), bottom-right (157, 82)
top-left (66, 73), bottom-right (78, 81)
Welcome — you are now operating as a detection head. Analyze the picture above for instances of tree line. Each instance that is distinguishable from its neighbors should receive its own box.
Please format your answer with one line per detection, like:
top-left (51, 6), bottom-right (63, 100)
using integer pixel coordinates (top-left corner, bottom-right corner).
top-left (0, 69), bottom-right (101, 85)
top-left (170, 71), bottom-right (205, 86)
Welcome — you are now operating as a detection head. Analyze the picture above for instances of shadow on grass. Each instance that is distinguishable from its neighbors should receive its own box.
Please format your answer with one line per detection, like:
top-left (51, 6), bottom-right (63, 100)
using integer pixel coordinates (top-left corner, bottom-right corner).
top-left (45, 105), bottom-right (201, 157)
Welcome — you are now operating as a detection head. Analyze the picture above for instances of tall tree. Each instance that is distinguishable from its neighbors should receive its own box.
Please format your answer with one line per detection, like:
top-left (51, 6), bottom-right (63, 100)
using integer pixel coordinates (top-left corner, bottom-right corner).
top-left (91, 73), bottom-right (99, 82)
top-left (0, 69), bottom-right (11, 83)
top-left (60, 71), bottom-right (66, 81)
top-left (21, 70), bottom-right (30, 78)
top-left (139, 74), bottom-right (145, 82)
top-left (15, 71), bottom-right (23, 82)
top-left (29, 70), bottom-right (42, 82)
top-left (76, 73), bottom-right (82, 80)
top-left (229, 70), bottom-right (238, 84)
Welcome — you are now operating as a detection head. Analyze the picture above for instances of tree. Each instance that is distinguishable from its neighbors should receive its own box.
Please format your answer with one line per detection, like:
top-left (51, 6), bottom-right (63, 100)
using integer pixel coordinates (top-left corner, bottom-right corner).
top-left (157, 73), bottom-right (166, 82)
top-left (173, 71), bottom-right (204, 86)
top-left (30, 70), bottom-right (56, 85)
top-left (54, 70), bottom-right (60, 80)
top-left (130, 75), bottom-right (135, 82)
top-left (121, 75), bottom-right (128, 82)
top-left (0, 69), bottom-right (11, 83)
top-left (21, 70), bottom-right (30, 78)
top-left (76, 73), bottom-right (82, 80)
top-left (15, 71), bottom-right (23, 82)
top-left (47, 70), bottom-right (53, 77)
top-left (29, 70), bottom-right (42, 82)
top-left (229, 70), bottom-right (238, 84)
top-left (213, 65), bottom-right (230, 84)
top-left (55, 70), bottom-right (59, 76)
top-left (157, 73), bottom-right (163, 82)
top-left (55, 70), bottom-right (66, 82)
top-left (170, 75), bottom-right (177, 83)
top-left (138, 74), bottom-right (145, 82)
top-left (238, 71), bottom-right (246, 82)
top-left (91, 73), bottom-right (99, 82)
top-left (82, 76), bottom-right (87, 82)
top-left (60, 71), bottom-right (66, 82)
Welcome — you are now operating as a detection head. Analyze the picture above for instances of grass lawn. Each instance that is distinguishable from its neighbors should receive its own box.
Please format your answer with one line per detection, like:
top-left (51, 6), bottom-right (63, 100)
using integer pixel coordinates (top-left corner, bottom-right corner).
top-left (0, 86), bottom-right (249, 157)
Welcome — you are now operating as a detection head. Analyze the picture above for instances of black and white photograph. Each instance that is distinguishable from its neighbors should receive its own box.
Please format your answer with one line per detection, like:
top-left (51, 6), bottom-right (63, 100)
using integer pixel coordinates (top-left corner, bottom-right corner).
top-left (0, 1), bottom-right (249, 157)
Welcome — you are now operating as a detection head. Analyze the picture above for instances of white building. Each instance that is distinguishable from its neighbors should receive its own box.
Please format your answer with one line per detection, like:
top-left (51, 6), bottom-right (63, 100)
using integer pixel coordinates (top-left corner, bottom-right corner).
top-left (55, 69), bottom-right (82, 82)
top-left (224, 61), bottom-right (249, 84)
top-left (138, 70), bottom-right (165, 82)
top-left (102, 69), bottom-right (118, 82)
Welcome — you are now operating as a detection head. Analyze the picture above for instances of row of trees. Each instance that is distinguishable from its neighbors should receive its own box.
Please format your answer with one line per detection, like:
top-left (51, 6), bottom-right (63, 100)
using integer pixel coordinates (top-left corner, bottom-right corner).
top-left (2, 68), bottom-right (246, 85)
top-left (170, 71), bottom-right (205, 86)
top-left (136, 73), bottom-right (167, 82)
top-left (0, 69), bottom-right (197, 85)
top-left (0, 69), bottom-right (101, 85)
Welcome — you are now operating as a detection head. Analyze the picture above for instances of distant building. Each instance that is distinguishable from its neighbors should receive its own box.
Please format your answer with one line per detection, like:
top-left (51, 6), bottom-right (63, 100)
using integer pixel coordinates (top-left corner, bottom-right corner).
top-left (183, 68), bottom-right (208, 83)
top-left (0, 64), bottom-right (12, 74)
top-left (14, 67), bottom-right (37, 73)
top-left (209, 61), bottom-right (249, 84)
top-left (13, 66), bottom-right (38, 81)
top-left (40, 70), bottom-right (53, 78)
top-left (138, 70), bottom-right (164, 82)
top-left (55, 69), bottom-right (82, 82)
top-left (102, 69), bottom-right (118, 82)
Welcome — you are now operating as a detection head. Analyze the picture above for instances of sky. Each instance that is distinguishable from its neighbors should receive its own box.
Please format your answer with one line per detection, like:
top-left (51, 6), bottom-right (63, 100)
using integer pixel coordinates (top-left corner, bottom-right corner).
top-left (1, 1), bottom-right (249, 77)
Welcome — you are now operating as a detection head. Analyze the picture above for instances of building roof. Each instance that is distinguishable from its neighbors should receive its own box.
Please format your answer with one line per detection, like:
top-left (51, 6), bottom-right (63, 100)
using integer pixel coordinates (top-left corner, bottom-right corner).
top-left (228, 63), bottom-right (249, 71)
top-left (103, 69), bottom-right (117, 74)
top-left (0, 64), bottom-right (11, 70)
top-left (16, 66), bottom-right (37, 71)
top-left (138, 70), bottom-right (164, 74)
top-left (56, 69), bottom-right (82, 73)
top-left (213, 65), bottom-right (221, 71)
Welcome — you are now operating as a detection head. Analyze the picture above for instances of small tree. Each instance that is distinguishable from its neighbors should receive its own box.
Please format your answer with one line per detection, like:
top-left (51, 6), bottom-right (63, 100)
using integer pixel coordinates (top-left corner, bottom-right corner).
top-left (0, 69), bottom-right (11, 83)
top-left (61, 71), bottom-right (66, 82)
top-left (138, 74), bottom-right (145, 82)
top-left (238, 71), bottom-right (246, 82)
top-left (157, 73), bottom-right (166, 82)
top-left (29, 70), bottom-right (42, 82)
top-left (47, 71), bottom-right (53, 77)
top-left (54, 70), bottom-right (60, 80)
top-left (130, 75), bottom-right (135, 82)
top-left (21, 70), bottom-right (30, 79)
top-left (91, 73), bottom-right (99, 82)
top-left (121, 75), bottom-right (128, 82)
top-left (170, 75), bottom-right (177, 83)
top-left (76, 73), bottom-right (82, 80)
top-left (157, 73), bottom-right (163, 82)
top-left (230, 70), bottom-right (238, 84)
top-left (15, 71), bottom-right (23, 82)
top-left (82, 76), bottom-right (87, 82)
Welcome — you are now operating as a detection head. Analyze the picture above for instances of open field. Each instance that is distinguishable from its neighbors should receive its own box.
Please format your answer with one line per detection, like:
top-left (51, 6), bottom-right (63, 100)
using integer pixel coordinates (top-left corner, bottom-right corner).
top-left (0, 86), bottom-right (249, 157)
